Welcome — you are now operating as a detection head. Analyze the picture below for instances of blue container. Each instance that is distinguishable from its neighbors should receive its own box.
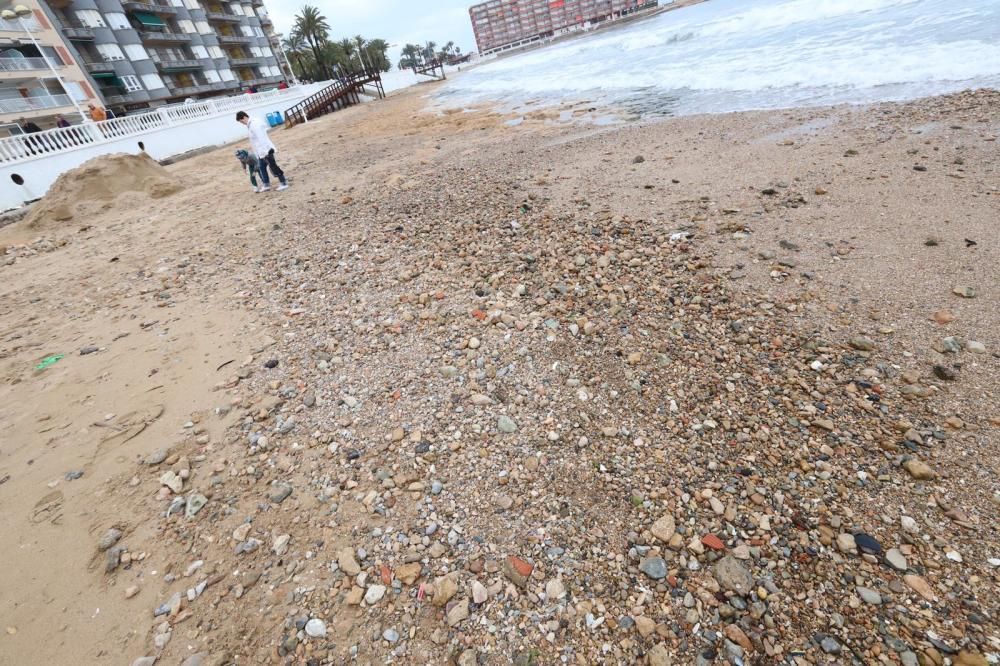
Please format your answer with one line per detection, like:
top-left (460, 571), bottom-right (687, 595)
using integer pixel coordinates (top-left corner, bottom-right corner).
top-left (266, 111), bottom-right (283, 127)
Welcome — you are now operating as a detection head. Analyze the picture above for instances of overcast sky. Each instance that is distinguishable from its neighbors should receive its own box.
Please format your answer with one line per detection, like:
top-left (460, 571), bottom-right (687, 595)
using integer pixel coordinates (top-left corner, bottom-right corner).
top-left (266, 0), bottom-right (478, 63)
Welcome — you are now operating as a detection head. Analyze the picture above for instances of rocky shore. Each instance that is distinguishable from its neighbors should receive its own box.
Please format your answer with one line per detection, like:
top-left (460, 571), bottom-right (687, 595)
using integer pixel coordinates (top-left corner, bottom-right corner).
top-left (0, 87), bottom-right (997, 666)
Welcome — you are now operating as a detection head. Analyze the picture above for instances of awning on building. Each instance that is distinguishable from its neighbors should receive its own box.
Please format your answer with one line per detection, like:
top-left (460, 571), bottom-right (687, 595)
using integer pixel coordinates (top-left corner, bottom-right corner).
top-left (133, 12), bottom-right (166, 27)
top-left (91, 72), bottom-right (117, 79)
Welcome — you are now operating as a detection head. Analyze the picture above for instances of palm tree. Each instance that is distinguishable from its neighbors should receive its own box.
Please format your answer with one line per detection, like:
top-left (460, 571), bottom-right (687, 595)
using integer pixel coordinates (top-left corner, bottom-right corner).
top-left (294, 5), bottom-right (330, 79)
top-left (423, 41), bottom-right (437, 64)
top-left (366, 38), bottom-right (390, 72)
top-left (338, 37), bottom-right (356, 70)
top-left (399, 43), bottom-right (421, 69)
top-left (282, 32), bottom-right (309, 80)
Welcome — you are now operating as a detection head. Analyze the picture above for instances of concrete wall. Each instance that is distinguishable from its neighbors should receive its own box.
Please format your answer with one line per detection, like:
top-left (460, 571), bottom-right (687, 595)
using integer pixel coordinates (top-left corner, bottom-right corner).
top-left (0, 82), bottom-right (321, 210)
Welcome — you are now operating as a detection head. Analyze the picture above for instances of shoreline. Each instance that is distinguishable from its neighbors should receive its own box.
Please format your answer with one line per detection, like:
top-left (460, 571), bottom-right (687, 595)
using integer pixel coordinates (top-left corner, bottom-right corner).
top-left (0, 85), bottom-right (997, 665)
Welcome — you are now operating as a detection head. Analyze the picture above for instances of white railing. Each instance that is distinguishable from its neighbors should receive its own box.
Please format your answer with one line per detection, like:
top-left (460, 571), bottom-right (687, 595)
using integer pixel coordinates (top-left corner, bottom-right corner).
top-left (0, 94), bottom-right (72, 114)
top-left (0, 86), bottom-right (306, 164)
top-left (0, 57), bottom-right (54, 72)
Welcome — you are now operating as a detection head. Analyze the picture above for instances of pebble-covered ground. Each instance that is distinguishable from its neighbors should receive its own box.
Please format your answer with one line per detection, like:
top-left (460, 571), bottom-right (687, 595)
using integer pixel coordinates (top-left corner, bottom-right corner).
top-left (1, 88), bottom-right (997, 666)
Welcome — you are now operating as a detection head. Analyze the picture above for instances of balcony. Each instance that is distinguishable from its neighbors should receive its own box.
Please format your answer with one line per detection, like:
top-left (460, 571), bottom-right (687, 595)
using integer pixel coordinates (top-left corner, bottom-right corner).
top-left (205, 11), bottom-right (242, 23)
top-left (227, 56), bottom-right (259, 66)
top-left (0, 57), bottom-right (57, 73)
top-left (0, 93), bottom-right (73, 114)
top-left (61, 24), bottom-right (95, 40)
top-left (151, 55), bottom-right (203, 71)
top-left (83, 60), bottom-right (116, 74)
top-left (243, 74), bottom-right (281, 86)
top-left (217, 34), bottom-right (251, 44)
top-left (122, 1), bottom-right (178, 14)
top-left (139, 30), bottom-right (192, 43)
top-left (258, 14), bottom-right (271, 25)
top-left (165, 81), bottom-right (227, 96)
top-left (0, 15), bottom-right (42, 32)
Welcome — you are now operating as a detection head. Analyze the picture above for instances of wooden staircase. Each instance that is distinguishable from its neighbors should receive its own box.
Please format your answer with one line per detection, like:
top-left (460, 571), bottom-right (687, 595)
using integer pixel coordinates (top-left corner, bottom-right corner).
top-left (413, 60), bottom-right (446, 80)
top-left (283, 69), bottom-right (386, 128)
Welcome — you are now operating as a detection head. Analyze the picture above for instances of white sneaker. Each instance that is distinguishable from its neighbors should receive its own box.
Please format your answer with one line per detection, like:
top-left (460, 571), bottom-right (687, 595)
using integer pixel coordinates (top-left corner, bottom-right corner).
top-left (277, 183), bottom-right (289, 191)
top-left (260, 185), bottom-right (271, 192)
top-left (252, 186), bottom-right (261, 193)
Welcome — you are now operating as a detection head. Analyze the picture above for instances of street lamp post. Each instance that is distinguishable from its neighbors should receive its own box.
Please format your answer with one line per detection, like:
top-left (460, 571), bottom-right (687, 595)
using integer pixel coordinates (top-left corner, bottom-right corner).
top-left (2, 4), bottom-right (88, 123)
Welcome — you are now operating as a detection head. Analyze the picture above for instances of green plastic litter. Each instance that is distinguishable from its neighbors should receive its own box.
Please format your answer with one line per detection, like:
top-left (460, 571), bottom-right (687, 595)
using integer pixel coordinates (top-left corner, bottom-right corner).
top-left (36, 355), bottom-right (64, 370)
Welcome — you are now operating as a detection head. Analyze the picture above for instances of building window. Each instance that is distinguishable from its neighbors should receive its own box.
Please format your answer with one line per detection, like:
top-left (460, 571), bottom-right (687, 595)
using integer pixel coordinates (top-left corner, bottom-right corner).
top-left (105, 12), bottom-right (130, 29)
top-left (191, 45), bottom-right (208, 59)
top-left (219, 67), bottom-right (234, 81)
top-left (203, 68), bottom-right (220, 82)
top-left (208, 45), bottom-right (224, 59)
top-left (177, 19), bottom-right (196, 33)
top-left (120, 74), bottom-right (143, 92)
top-left (74, 10), bottom-right (106, 27)
top-left (122, 44), bottom-right (149, 61)
top-left (140, 73), bottom-right (165, 90)
top-left (183, 0), bottom-right (201, 9)
top-left (63, 80), bottom-right (88, 101)
top-left (97, 43), bottom-right (126, 61)
top-left (239, 25), bottom-right (253, 37)
top-left (195, 20), bottom-right (211, 34)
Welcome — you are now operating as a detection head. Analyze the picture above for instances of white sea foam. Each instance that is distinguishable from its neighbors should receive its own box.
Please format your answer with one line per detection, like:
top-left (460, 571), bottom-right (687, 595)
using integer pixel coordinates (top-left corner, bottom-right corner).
top-left (436, 0), bottom-right (1000, 117)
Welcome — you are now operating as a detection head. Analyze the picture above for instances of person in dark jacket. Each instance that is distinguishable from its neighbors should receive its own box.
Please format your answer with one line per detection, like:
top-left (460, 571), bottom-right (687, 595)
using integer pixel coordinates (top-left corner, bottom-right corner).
top-left (235, 149), bottom-right (265, 192)
top-left (19, 118), bottom-right (42, 133)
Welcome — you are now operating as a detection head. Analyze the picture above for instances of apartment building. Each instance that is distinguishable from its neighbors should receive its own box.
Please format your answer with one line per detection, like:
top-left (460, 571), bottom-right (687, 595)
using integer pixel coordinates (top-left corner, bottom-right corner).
top-left (0, 1), bottom-right (101, 130)
top-left (470, 0), bottom-right (658, 56)
top-left (38, 0), bottom-right (284, 114)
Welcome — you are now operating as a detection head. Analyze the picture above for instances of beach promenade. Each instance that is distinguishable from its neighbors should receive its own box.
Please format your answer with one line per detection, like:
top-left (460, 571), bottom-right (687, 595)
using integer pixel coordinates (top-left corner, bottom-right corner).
top-left (0, 83), bottom-right (997, 665)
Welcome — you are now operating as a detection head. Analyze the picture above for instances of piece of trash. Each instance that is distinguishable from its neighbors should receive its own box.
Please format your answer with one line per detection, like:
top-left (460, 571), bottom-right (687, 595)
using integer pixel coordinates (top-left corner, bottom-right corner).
top-left (36, 355), bottom-right (64, 370)
top-left (964, 238), bottom-right (977, 247)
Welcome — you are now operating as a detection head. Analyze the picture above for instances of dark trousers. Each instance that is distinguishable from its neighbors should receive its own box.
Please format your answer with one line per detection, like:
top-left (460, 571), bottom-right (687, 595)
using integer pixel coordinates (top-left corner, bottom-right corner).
top-left (258, 149), bottom-right (286, 186)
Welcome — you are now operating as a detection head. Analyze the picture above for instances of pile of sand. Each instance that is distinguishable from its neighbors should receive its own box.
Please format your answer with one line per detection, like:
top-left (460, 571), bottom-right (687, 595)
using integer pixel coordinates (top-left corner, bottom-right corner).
top-left (23, 153), bottom-right (181, 230)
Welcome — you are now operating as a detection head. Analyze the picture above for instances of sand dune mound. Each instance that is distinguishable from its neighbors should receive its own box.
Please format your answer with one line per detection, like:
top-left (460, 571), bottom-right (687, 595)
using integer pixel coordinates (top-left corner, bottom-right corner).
top-left (24, 153), bottom-right (181, 230)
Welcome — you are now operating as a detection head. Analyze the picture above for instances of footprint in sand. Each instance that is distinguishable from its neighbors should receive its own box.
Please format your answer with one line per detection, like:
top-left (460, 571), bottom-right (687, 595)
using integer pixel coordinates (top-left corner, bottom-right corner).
top-left (92, 404), bottom-right (164, 460)
top-left (30, 490), bottom-right (64, 525)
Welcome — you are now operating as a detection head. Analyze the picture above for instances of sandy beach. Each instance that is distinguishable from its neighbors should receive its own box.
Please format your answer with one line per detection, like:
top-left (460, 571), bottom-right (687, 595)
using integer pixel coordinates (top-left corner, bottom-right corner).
top-left (0, 82), bottom-right (997, 665)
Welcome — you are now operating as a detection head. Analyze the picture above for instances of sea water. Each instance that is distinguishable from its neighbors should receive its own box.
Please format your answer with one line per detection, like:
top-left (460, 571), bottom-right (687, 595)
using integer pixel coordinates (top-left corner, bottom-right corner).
top-left (436, 0), bottom-right (1000, 117)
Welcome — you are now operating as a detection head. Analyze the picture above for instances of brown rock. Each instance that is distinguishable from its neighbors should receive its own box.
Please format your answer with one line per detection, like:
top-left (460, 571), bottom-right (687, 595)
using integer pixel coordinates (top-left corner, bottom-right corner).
top-left (953, 651), bottom-right (988, 666)
top-left (647, 643), bottom-right (672, 666)
top-left (903, 574), bottom-right (936, 601)
top-left (634, 616), bottom-right (656, 638)
top-left (432, 575), bottom-right (459, 607)
top-left (396, 562), bottom-right (421, 585)
top-left (903, 459), bottom-right (937, 481)
top-left (344, 586), bottom-right (364, 606)
top-left (931, 310), bottom-right (955, 324)
top-left (650, 514), bottom-right (676, 543)
top-left (724, 624), bottom-right (754, 653)
top-left (338, 547), bottom-right (361, 576)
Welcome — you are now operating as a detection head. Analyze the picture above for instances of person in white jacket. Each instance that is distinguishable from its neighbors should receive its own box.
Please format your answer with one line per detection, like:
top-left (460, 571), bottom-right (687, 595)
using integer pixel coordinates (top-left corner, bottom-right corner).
top-left (236, 111), bottom-right (288, 192)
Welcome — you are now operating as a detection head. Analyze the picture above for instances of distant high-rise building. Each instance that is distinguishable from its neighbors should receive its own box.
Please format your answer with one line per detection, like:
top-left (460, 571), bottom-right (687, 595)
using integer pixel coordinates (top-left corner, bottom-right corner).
top-left (470, 0), bottom-right (658, 56)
